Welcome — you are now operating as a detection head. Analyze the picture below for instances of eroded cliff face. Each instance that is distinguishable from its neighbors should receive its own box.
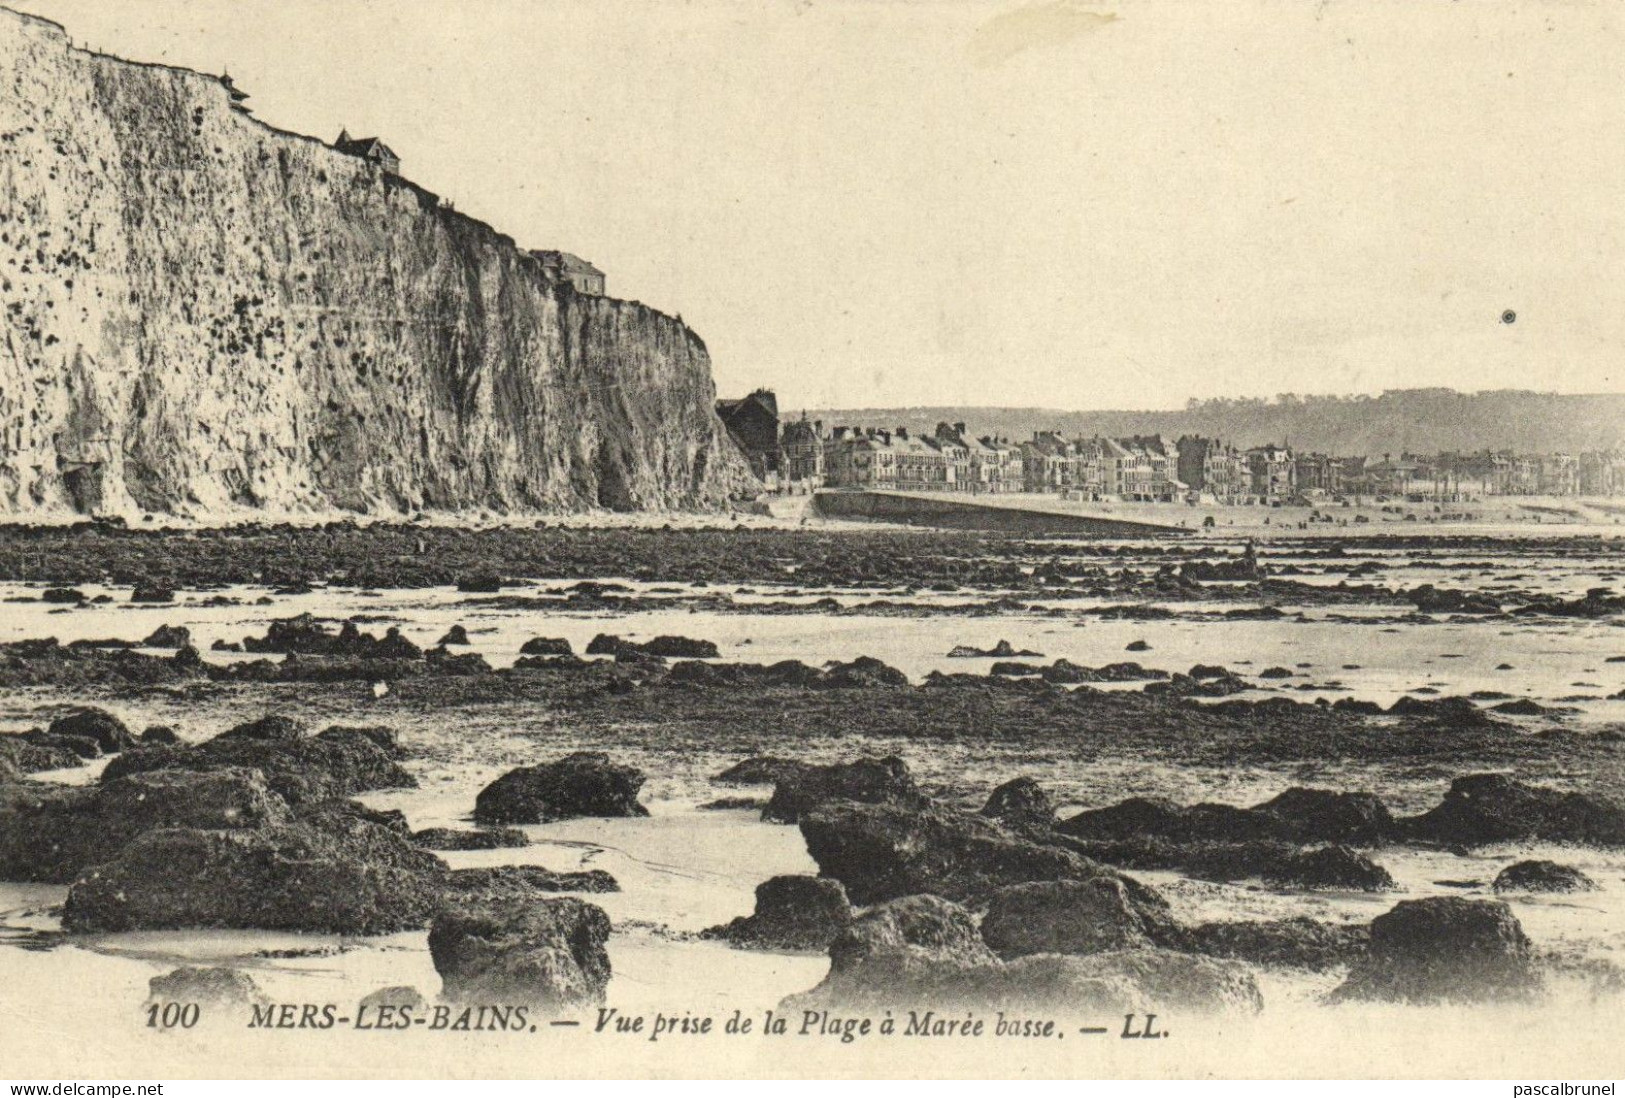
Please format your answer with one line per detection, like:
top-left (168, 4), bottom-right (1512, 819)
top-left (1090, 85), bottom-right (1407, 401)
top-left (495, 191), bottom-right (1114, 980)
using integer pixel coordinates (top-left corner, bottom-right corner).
top-left (0, 9), bottom-right (756, 518)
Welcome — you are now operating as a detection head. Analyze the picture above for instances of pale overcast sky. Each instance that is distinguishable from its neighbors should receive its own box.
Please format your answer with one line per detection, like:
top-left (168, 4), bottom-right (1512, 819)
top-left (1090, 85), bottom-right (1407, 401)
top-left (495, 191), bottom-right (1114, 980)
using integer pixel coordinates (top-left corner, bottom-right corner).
top-left (14, 0), bottom-right (1625, 409)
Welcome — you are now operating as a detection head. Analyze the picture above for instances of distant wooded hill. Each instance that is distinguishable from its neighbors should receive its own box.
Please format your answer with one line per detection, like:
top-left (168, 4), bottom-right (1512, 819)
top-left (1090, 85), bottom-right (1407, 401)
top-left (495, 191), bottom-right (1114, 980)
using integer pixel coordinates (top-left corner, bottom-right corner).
top-left (804, 390), bottom-right (1625, 457)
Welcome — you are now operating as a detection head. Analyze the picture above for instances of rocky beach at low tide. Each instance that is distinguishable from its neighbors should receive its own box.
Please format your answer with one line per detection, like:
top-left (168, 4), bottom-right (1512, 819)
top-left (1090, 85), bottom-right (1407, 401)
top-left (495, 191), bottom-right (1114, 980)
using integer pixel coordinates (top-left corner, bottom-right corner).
top-left (0, 521), bottom-right (1621, 1076)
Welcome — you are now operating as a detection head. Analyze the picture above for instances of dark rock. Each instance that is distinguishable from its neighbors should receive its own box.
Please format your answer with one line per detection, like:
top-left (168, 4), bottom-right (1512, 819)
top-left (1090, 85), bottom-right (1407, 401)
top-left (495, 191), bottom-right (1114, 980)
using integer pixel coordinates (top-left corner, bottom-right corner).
top-left (101, 731), bottom-right (416, 806)
top-left (763, 755), bottom-right (927, 824)
top-left (43, 588), bottom-right (86, 604)
top-left (445, 865), bottom-right (619, 899)
top-left (980, 878), bottom-right (1166, 958)
top-left (240, 615), bottom-right (422, 659)
top-left (474, 752), bottom-right (648, 824)
top-left (585, 633), bottom-right (718, 659)
top-left (316, 724), bottom-right (403, 759)
top-left (947, 641), bottom-right (1043, 658)
top-left (799, 800), bottom-right (1166, 908)
top-left (1491, 860), bottom-right (1599, 894)
top-left (149, 966), bottom-right (262, 1005)
top-left (989, 661), bottom-right (1042, 677)
top-left (793, 894), bottom-right (1258, 1013)
top-left (1126, 640), bottom-right (1150, 652)
top-left (1388, 695), bottom-right (1494, 727)
top-left (429, 898), bottom-right (612, 1008)
top-left (713, 757), bottom-right (811, 786)
top-left (0, 735), bottom-right (80, 773)
top-left (1057, 797), bottom-right (1187, 841)
top-left (1185, 917), bottom-right (1367, 970)
top-left (1491, 699), bottom-right (1549, 716)
top-left (216, 714), bottom-right (307, 743)
top-left (130, 586), bottom-right (175, 603)
top-left (1266, 845), bottom-right (1396, 892)
top-left (819, 656), bottom-right (908, 688)
top-left (1058, 796), bottom-right (1284, 844)
top-left (437, 625), bottom-right (471, 646)
top-left (0, 767), bottom-right (289, 883)
top-left (1253, 787), bottom-right (1396, 844)
top-left (455, 575), bottom-right (505, 594)
top-left (642, 635), bottom-right (720, 659)
top-left (1332, 897), bottom-right (1538, 1004)
top-left (46, 708), bottom-right (134, 754)
top-left (1410, 585), bottom-right (1502, 615)
top-left (63, 810), bottom-right (447, 933)
top-left (21, 729), bottom-right (100, 759)
top-left (1404, 774), bottom-right (1625, 847)
top-left (701, 875), bottom-right (853, 951)
top-left (980, 777), bottom-right (1056, 832)
top-left (412, 827), bottom-right (529, 851)
top-left (141, 625), bottom-right (191, 649)
top-left (697, 796), bottom-right (765, 811)
top-left (1258, 667), bottom-right (1293, 679)
top-left (139, 725), bottom-right (181, 746)
top-left (518, 637), bottom-right (573, 656)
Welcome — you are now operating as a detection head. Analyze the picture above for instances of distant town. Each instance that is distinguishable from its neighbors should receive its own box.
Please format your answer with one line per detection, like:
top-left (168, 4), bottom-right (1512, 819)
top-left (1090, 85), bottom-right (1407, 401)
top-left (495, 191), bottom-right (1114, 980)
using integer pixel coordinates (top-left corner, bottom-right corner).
top-left (717, 389), bottom-right (1625, 505)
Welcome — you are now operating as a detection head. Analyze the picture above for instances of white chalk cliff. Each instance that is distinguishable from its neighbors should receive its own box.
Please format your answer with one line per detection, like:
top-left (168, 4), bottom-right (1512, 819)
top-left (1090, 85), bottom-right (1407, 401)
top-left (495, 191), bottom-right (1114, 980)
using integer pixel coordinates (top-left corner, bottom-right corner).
top-left (0, 7), bottom-right (756, 518)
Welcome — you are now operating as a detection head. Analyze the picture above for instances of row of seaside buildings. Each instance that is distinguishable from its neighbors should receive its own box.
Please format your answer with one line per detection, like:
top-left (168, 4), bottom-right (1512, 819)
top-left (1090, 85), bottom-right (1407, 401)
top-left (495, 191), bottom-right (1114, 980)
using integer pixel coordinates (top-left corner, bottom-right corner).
top-left (716, 390), bottom-right (1625, 504)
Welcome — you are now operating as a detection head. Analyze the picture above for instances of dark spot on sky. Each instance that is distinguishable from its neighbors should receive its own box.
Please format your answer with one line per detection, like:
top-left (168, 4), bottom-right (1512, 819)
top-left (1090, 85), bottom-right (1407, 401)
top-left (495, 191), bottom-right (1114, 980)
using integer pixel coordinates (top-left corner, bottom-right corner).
top-left (1502, 310), bottom-right (1517, 324)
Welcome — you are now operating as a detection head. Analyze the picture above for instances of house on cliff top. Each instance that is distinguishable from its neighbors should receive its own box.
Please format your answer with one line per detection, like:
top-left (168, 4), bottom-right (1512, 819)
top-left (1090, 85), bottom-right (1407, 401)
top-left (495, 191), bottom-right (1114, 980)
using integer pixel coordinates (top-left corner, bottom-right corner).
top-left (529, 250), bottom-right (606, 296)
top-left (334, 130), bottom-right (401, 175)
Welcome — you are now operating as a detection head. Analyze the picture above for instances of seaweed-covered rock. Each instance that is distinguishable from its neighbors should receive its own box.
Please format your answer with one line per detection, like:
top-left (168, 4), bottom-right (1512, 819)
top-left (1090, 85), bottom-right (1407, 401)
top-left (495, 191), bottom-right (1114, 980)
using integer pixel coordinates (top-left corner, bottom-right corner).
top-left (316, 725), bottom-right (404, 759)
top-left (585, 634), bottom-right (718, 659)
top-left (63, 811), bottom-right (447, 933)
top-left (216, 714), bottom-right (306, 743)
top-left (474, 752), bottom-right (647, 824)
top-left (818, 656), bottom-right (908, 689)
top-left (518, 637), bottom-right (573, 656)
top-left (429, 898), bottom-right (612, 1008)
top-left (979, 777), bottom-right (1056, 832)
top-left (1491, 860), bottom-right (1599, 894)
top-left (139, 725), bottom-right (181, 746)
top-left (763, 756), bottom-right (927, 824)
top-left (0, 734), bottom-right (82, 773)
top-left (1058, 796), bottom-right (1284, 844)
top-left (1404, 774), bottom-right (1625, 847)
top-left (794, 895), bottom-right (1258, 1014)
top-left (713, 756), bottom-right (811, 786)
top-left (101, 729), bottom-right (415, 806)
top-left (1265, 845), bottom-right (1395, 892)
top-left (46, 708), bottom-right (134, 754)
top-left (444, 865), bottom-right (619, 901)
top-left (702, 875), bottom-right (853, 952)
top-left (149, 966), bottom-right (263, 1006)
top-left (241, 616), bottom-right (423, 659)
top-left (979, 878), bottom-right (1163, 958)
top-left (412, 827), bottom-right (529, 851)
top-left (1185, 917), bottom-right (1368, 971)
top-left (437, 625), bottom-right (471, 646)
top-left (799, 800), bottom-right (1165, 909)
top-left (0, 768), bottom-right (290, 883)
top-left (1331, 897), bottom-right (1538, 1004)
top-left (142, 625), bottom-right (192, 649)
top-left (1253, 787), bottom-right (1396, 844)
top-left (947, 641), bottom-right (1042, 658)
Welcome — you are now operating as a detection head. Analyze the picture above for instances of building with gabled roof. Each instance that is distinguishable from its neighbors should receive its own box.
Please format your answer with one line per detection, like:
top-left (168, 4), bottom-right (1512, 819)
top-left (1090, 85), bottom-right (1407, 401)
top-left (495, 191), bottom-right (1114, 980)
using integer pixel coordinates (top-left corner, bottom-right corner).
top-left (530, 250), bottom-right (606, 296)
top-left (334, 130), bottom-right (401, 175)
